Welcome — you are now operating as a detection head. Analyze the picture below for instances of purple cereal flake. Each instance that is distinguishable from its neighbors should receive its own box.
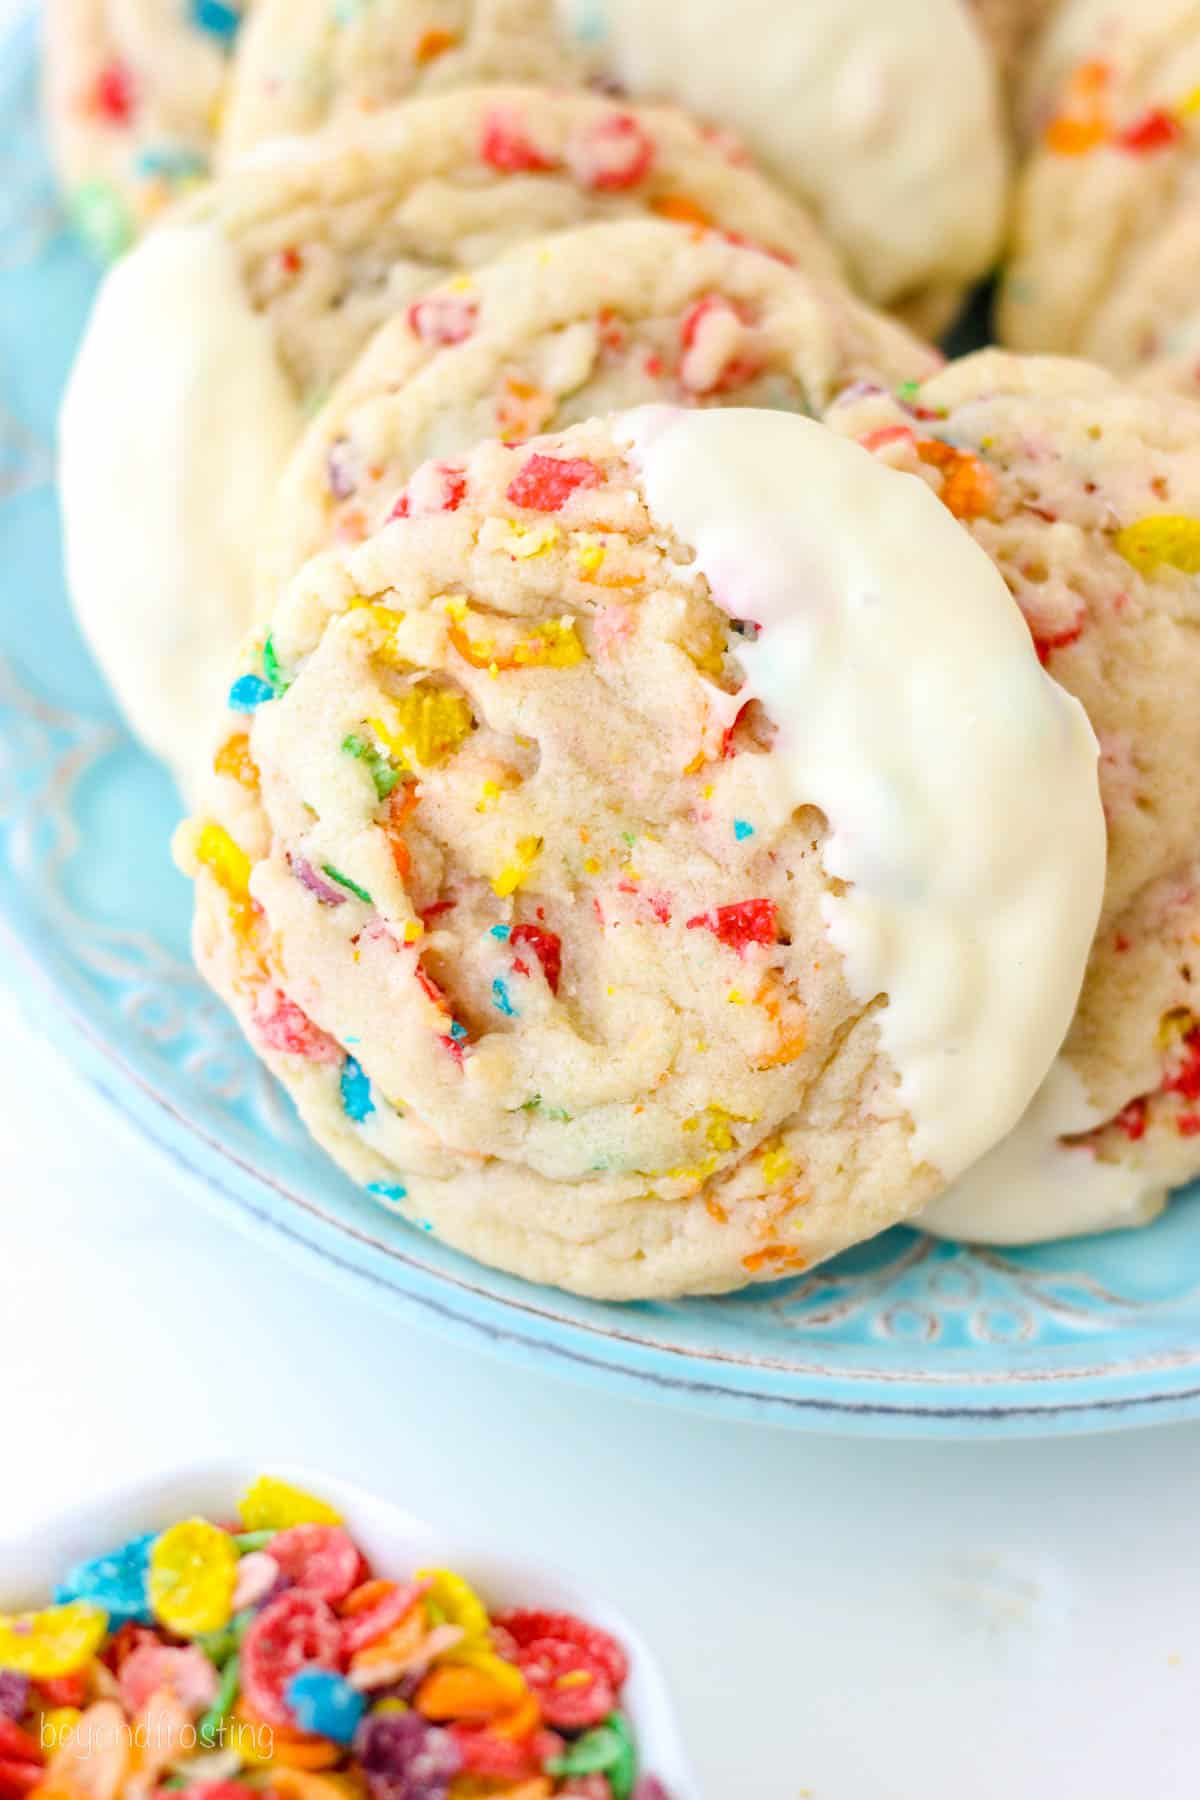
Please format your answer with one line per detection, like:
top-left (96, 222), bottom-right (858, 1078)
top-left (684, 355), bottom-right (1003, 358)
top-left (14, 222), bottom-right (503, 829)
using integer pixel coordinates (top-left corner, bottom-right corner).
top-left (326, 435), bottom-right (357, 501)
top-left (353, 1710), bottom-right (461, 1800)
top-left (631, 1781), bottom-right (673, 1800)
top-left (291, 854), bottom-right (348, 906)
top-left (0, 1669), bottom-right (30, 1719)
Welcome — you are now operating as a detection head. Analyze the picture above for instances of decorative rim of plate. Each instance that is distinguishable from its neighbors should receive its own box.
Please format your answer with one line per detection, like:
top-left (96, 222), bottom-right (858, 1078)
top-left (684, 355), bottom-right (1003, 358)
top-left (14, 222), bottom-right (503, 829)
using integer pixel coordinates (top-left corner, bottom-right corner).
top-left (5, 2), bottom-right (1200, 1437)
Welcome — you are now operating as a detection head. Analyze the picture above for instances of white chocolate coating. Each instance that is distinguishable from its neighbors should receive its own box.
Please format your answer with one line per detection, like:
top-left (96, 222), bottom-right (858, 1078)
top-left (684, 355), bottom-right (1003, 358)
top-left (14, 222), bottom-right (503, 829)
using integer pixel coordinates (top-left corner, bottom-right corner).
top-left (620, 406), bottom-right (1107, 1183)
top-left (920, 1060), bottom-right (1168, 1242)
top-left (554, 0), bottom-right (1009, 306)
top-left (59, 224), bottom-right (302, 796)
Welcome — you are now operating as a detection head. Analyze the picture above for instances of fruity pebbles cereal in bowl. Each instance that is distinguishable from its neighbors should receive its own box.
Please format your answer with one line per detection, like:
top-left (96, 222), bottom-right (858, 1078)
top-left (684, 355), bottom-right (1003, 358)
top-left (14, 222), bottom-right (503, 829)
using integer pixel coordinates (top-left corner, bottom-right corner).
top-left (0, 1470), bottom-right (689, 1800)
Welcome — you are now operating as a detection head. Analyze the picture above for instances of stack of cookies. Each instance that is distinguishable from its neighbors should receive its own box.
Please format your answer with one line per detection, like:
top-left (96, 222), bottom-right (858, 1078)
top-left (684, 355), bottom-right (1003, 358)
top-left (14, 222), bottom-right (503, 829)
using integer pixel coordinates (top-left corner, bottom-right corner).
top-left (44, 0), bottom-right (1200, 1299)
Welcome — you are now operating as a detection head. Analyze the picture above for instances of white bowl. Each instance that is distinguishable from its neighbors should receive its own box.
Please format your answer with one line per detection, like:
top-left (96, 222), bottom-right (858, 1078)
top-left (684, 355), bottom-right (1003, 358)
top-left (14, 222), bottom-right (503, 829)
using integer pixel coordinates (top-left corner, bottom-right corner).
top-left (0, 1461), bottom-right (699, 1798)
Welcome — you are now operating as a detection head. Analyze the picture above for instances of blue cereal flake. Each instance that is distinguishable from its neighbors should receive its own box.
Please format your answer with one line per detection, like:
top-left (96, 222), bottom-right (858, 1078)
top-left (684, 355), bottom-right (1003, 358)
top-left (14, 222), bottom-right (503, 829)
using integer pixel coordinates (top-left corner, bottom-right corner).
top-left (733, 819), bottom-right (755, 841)
top-left (367, 1180), bottom-right (408, 1204)
top-left (563, 0), bottom-right (609, 43)
top-left (491, 978), bottom-right (517, 1018)
top-left (449, 1019), bottom-right (468, 1042)
top-left (54, 1532), bottom-right (155, 1626)
top-left (190, 0), bottom-right (243, 42)
top-left (229, 672), bottom-right (275, 712)
top-left (284, 1669), bottom-right (365, 1744)
top-left (340, 1055), bottom-right (375, 1122)
top-left (489, 924), bottom-right (511, 940)
top-left (135, 144), bottom-right (209, 181)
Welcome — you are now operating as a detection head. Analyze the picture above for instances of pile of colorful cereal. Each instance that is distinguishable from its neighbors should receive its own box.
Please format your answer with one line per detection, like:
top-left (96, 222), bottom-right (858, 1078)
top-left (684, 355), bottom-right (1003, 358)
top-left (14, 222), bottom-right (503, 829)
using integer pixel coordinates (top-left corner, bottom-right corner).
top-left (0, 1477), bottom-right (670, 1800)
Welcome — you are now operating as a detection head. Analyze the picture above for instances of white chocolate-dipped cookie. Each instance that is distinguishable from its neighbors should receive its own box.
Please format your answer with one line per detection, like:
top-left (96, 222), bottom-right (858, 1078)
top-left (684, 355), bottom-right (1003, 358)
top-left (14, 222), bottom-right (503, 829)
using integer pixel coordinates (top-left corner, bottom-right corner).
top-left (1000, 0), bottom-right (1200, 384)
top-left (177, 408), bottom-right (1103, 1299)
top-left (44, 0), bottom-right (252, 258)
top-left (57, 92), bottom-right (846, 794)
top-left (825, 350), bottom-right (1200, 1242)
top-left (222, 0), bottom-right (1009, 321)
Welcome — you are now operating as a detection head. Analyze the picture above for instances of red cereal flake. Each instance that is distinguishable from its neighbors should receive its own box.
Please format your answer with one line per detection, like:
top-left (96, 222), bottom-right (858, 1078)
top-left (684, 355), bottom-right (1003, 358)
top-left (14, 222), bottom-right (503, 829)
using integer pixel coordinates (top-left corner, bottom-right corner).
top-left (36, 1672), bottom-right (92, 1707)
top-left (506, 454), bottom-right (604, 512)
top-left (479, 108), bottom-right (558, 172)
top-left (253, 991), bottom-right (343, 1064)
top-left (0, 1722), bottom-right (41, 1768)
top-left (340, 1580), bottom-right (424, 1654)
top-left (493, 1612), bottom-right (628, 1689)
top-left (566, 113), bottom-right (655, 190)
top-left (1115, 107), bottom-right (1184, 153)
top-left (100, 1625), bottom-right (162, 1677)
top-left (686, 899), bottom-right (779, 953)
top-left (860, 424), bottom-right (916, 455)
top-left (240, 1592), bottom-right (343, 1729)
top-left (390, 462), bottom-right (468, 520)
top-left (92, 59), bottom-right (136, 125)
top-left (0, 1765), bottom-right (43, 1799)
top-left (678, 294), bottom-right (761, 395)
top-left (1179, 1112), bottom-right (1200, 1136)
top-left (269, 1526), bottom-right (364, 1603)
top-left (1031, 618), bottom-right (1085, 665)
top-left (279, 246), bottom-right (304, 276)
top-left (407, 294), bottom-right (479, 346)
top-left (510, 925), bottom-right (562, 994)
top-left (1164, 1027), bottom-right (1200, 1101)
top-left (447, 1726), bottom-right (536, 1780)
top-left (514, 1640), bottom-right (615, 1731)
top-left (1113, 1097), bottom-right (1148, 1141)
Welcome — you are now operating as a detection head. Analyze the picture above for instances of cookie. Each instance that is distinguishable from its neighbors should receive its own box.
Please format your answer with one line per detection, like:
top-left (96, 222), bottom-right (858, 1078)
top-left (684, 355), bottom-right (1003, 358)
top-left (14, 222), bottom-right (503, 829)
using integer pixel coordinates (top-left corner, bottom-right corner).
top-left (222, 0), bottom-right (1008, 320)
top-left (825, 351), bottom-right (1200, 1241)
top-left (968, 0), bottom-right (1056, 82)
top-left (176, 407), bottom-right (1103, 1298)
top-left (261, 216), bottom-right (940, 613)
top-left (57, 92), bottom-right (846, 794)
top-left (43, 0), bottom-right (252, 259)
top-left (999, 0), bottom-right (1200, 379)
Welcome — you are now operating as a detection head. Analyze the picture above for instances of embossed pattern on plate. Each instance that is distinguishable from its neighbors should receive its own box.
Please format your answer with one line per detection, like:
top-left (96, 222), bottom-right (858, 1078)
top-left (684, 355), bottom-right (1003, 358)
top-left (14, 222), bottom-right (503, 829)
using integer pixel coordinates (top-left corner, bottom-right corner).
top-left (4, 10), bottom-right (1200, 1433)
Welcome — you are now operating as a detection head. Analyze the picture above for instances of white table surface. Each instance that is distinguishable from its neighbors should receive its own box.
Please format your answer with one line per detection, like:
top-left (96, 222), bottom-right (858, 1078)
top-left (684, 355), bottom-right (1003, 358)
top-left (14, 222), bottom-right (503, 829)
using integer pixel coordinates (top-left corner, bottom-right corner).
top-left (2, 984), bottom-right (1199, 1800)
top-left (4, 2), bottom-right (1200, 1791)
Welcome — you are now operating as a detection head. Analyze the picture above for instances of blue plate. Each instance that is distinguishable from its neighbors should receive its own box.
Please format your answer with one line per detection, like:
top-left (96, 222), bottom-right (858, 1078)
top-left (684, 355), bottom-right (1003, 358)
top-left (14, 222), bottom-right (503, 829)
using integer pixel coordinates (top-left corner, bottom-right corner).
top-left (5, 14), bottom-right (1200, 1437)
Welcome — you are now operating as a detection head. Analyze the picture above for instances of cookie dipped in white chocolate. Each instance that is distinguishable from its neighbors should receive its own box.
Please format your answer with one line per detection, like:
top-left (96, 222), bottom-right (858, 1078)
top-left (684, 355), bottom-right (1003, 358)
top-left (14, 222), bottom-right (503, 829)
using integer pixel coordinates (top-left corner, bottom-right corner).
top-left (59, 223), bottom-right (301, 797)
top-left (179, 406), bottom-right (1106, 1297)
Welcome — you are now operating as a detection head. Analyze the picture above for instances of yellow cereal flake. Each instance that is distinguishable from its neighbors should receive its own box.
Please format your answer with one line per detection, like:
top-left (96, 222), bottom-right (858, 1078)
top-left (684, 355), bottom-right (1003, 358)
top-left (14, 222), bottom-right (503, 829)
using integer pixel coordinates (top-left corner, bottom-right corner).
top-left (239, 1474), bottom-right (343, 1530)
top-left (504, 521), bottom-right (562, 559)
top-left (492, 836), bottom-right (542, 898)
top-left (193, 821), bottom-right (252, 904)
top-left (402, 920), bottom-right (425, 945)
top-left (761, 1142), bottom-right (794, 1186)
top-left (1115, 514), bottom-right (1200, 576)
top-left (583, 856), bottom-right (602, 875)
top-left (369, 685), bottom-right (473, 769)
top-left (665, 1155), bottom-right (719, 1185)
top-left (348, 603), bottom-right (409, 665)
top-left (575, 539), bottom-right (606, 577)
top-left (513, 617), bottom-right (586, 669)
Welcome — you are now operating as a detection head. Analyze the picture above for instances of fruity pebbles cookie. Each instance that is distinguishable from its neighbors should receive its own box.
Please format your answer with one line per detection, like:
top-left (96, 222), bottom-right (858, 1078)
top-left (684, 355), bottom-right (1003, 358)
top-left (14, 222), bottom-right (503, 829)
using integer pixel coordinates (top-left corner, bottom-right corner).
top-left (58, 92), bottom-right (844, 793)
top-left (260, 217), bottom-right (938, 606)
top-left (221, 0), bottom-right (1008, 323)
top-left (44, 0), bottom-right (251, 259)
top-left (999, 0), bottom-right (1200, 387)
top-left (176, 405), bottom-right (1104, 1299)
top-left (823, 351), bottom-right (1200, 1241)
